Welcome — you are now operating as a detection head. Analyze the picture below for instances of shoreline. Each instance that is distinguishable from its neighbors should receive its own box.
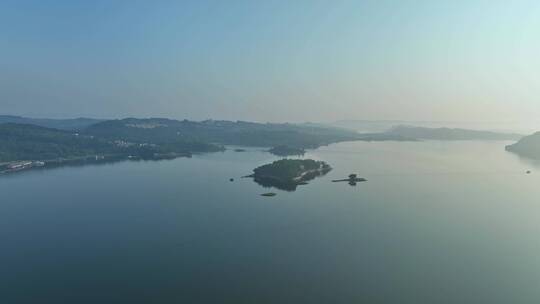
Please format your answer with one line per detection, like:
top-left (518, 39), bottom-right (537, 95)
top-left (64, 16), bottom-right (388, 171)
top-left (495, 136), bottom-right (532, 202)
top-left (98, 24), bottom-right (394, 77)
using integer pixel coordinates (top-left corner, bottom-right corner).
top-left (0, 152), bottom-right (193, 176)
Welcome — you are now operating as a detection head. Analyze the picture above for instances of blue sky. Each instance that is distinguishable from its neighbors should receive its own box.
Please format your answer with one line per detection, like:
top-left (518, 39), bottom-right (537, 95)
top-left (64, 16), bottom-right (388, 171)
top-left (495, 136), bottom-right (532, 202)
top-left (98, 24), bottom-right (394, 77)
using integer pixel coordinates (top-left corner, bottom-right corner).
top-left (1, 0), bottom-right (539, 123)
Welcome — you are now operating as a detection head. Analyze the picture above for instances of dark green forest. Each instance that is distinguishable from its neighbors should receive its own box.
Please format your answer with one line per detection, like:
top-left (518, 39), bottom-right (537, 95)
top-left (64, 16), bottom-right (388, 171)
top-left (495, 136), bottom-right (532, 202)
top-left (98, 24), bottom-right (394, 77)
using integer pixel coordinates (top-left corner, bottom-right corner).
top-left (0, 117), bottom-right (409, 164)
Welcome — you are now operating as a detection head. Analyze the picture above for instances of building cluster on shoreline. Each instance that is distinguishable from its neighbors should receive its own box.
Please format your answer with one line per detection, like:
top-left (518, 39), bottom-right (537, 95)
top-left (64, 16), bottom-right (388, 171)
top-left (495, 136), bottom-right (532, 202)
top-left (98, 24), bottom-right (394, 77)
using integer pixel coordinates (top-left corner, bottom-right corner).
top-left (1, 161), bottom-right (45, 174)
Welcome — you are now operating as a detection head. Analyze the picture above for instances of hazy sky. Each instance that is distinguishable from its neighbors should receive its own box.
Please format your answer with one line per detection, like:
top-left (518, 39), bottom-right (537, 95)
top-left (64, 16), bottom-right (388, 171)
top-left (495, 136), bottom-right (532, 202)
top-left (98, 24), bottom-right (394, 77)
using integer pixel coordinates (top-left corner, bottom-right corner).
top-left (1, 0), bottom-right (539, 123)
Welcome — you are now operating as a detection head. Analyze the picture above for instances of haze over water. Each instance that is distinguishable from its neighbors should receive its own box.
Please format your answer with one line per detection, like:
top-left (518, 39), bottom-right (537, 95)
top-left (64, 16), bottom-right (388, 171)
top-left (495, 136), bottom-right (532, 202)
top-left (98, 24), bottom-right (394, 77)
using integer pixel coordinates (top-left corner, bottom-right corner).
top-left (2, 1), bottom-right (540, 123)
top-left (2, 140), bottom-right (540, 303)
top-left (3, 1), bottom-right (540, 302)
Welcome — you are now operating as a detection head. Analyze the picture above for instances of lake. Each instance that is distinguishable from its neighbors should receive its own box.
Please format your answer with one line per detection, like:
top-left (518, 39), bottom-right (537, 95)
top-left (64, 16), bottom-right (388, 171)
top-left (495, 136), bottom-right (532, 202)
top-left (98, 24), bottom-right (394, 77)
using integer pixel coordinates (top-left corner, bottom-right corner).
top-left (2, 140), bottom-right (540, 303)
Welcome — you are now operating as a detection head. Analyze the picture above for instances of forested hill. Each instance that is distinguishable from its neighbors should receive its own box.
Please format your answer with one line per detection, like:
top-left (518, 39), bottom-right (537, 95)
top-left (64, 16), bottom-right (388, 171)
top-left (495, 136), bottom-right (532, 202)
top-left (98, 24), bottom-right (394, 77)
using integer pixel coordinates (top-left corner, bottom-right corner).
top-left (0, 123), bottom-right (222, 163)
top-left (0, 117), bottom-right (418, 164)
top-left (84, 118), bottom-right (365, 148)
top-left (0, 123), bottom-right (114, 162)
top-left (0, 115), bottom-right (103, 131)
top-left (506, 132), bottom-right (540, 159)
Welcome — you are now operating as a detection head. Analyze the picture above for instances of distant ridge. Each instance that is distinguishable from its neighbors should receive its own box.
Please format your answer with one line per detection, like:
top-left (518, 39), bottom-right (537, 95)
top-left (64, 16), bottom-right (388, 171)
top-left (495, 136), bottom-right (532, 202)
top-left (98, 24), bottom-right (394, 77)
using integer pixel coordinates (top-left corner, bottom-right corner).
top-left (0, 115), bottom-right (103, 131)
top-left (330, 120), bottom-right (534, 134)
top-left (0, 118), bottom-right (367, 165)
top-left (84, 118), bottom-right (365, 148)
top-left (384, 125), bottom-right (523, 141)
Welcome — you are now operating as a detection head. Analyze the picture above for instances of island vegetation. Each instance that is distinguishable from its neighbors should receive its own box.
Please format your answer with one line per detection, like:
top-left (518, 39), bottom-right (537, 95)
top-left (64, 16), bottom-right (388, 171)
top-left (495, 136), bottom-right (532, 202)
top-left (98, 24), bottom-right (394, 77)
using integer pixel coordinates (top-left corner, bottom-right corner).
top-left (268, 145), bottom-right (305, 156)
top-left (247, 159), bottom-right (332, 191)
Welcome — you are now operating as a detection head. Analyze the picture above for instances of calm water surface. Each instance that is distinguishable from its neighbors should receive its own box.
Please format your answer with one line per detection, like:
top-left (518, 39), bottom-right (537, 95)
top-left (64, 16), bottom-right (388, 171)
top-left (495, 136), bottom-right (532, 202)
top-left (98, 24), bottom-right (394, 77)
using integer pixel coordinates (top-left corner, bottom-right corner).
top-left (2, 141), bottom-right (540, 303)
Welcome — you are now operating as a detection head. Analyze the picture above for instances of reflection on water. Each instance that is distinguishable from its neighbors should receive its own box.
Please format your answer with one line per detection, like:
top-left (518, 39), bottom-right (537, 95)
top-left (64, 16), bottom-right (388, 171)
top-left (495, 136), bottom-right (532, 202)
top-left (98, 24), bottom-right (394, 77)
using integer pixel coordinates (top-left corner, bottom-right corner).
top-left (252, 177), bottom-right (302, 191)
top-left (2, 140), bottom-right (540, 303)
top-left (0, 155), bottom-right (192, 178)
top-left (507, 153), bottom-right (540, 170)
top-left (251, 168), bottom-right (331, 191)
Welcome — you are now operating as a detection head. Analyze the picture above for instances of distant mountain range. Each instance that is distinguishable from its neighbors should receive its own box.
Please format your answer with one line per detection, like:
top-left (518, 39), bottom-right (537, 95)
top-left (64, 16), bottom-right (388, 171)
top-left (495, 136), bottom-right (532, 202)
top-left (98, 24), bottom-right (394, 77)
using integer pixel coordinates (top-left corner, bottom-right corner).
top-left (331, 120), bottom-right (535, 134)
top-left (0, 115), bottom-right (104, 131)
top-left (84, 118), bottom-right (368, 148)
top-left (384, 125), bottom-right (523, 141)
top-left (0, 115), bottom-right (531, 168)
top-left (0, 116), bottom-right (371, 164)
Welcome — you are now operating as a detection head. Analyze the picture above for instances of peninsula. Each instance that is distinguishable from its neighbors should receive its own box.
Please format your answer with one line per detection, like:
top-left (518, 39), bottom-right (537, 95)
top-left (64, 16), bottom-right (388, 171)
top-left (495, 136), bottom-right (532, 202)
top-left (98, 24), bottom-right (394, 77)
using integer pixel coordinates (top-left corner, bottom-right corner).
top-left (505, 132), bottom-right (540, 159)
